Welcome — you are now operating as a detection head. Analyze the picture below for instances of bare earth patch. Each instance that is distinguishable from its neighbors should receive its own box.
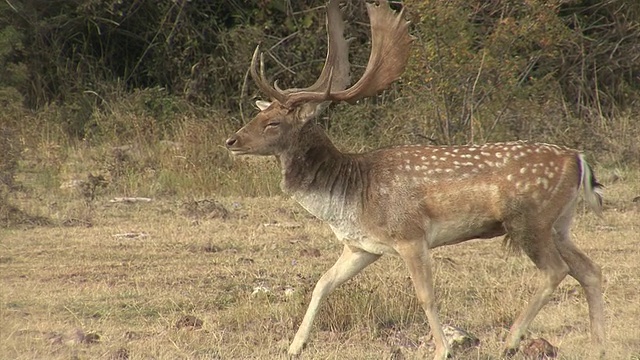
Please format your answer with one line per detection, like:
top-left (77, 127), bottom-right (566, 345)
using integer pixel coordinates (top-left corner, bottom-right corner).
top-left (1, 174), bottom-right (639, 359)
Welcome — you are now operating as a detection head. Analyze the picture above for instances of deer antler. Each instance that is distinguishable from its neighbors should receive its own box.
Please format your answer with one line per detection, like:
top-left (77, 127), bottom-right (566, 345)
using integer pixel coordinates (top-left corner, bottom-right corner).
top-left (251, 0), bottom-right (412, 109)
top-left (285, 0), bottom-right (412, 106)
top-left (250, 0), bottom-right (351, 105)
top-left (250, 47), bottom-right (288, 104)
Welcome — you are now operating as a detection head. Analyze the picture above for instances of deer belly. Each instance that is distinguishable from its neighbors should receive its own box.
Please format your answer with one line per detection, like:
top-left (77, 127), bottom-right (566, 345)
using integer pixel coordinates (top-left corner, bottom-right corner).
top-left (329, 222), bottom-right (397, 255)
top-left (428, 219), bottom-right (506, 248)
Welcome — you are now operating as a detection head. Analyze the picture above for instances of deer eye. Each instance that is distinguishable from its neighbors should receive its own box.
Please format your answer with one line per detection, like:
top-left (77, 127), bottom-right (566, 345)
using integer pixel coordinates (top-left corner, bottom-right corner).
top-left (265, 121), bottom-right (280, 128)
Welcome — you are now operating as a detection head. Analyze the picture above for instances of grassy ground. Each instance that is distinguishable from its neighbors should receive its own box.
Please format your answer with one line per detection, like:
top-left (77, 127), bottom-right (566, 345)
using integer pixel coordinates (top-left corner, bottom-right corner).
top-left (1, 160), bottom-right (639, 359)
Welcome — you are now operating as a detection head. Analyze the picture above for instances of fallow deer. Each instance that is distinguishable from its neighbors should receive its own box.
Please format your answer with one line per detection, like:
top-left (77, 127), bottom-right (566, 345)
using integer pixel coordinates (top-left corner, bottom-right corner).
top-left (225, 1), bottom-right (605, 358)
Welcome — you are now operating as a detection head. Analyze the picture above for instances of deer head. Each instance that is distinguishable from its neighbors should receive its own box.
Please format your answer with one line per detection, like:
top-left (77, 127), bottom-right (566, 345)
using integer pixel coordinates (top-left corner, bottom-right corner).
top-left (225, 0), bottom-right (412, 156)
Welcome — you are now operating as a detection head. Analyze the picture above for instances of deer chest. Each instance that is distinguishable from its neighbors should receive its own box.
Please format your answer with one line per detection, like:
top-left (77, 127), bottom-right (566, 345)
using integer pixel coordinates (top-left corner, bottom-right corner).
top-left (292, 191), bottom-right (396, 255)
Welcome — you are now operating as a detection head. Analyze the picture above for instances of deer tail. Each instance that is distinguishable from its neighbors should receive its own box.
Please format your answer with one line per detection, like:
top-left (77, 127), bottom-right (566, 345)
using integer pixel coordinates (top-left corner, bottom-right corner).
top-left (578, 154), bottom-right (604, 217)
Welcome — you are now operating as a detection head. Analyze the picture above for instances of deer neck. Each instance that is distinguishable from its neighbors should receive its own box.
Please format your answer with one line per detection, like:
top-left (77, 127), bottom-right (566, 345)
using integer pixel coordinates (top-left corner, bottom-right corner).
top-left (278, 123), bottom-right (366, 222)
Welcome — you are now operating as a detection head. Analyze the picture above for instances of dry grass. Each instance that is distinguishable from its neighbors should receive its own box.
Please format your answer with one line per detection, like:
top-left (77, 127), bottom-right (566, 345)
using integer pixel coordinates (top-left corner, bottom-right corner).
top-left (1, 163), bottom-right (639, 360)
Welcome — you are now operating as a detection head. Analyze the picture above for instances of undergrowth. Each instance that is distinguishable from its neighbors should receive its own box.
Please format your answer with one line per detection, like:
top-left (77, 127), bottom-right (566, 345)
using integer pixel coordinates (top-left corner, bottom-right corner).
top-left (4, 88), bottom-right (639, 213)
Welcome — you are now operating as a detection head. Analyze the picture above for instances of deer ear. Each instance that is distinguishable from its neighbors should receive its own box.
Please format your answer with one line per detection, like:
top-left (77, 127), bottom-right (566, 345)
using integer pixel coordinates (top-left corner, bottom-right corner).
top-left (255, 100), bottom-right (272, 111)
top-left (297, 103), bottom-right (326, 123)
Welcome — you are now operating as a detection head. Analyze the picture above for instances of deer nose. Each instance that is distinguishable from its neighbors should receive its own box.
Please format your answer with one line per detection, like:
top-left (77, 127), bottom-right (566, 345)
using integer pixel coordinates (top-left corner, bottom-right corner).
top-left (225, 136), bottom-right (237, 148)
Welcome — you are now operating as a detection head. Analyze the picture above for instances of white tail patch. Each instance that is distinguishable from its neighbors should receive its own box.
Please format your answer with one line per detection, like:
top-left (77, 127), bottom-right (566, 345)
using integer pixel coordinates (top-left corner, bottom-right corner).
top-left (578, 154), bottom-right (603, 217)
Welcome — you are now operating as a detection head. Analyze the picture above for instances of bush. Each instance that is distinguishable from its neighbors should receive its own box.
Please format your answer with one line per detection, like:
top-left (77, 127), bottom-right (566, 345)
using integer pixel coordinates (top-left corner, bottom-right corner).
top-left (0, 0), bottom-right (638, 202)
top-left (403, 0), bottom-right (640, 145)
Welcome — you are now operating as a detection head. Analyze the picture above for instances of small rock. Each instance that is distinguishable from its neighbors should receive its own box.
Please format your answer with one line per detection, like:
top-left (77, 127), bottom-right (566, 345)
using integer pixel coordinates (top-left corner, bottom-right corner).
top-left (443, 325), bottom-right (479, 350)
top-left (71, 329), bottom-right (100, 344)
top-left (175, 315), bottom-right (203, 330)
top-left (300, 248), bottom-right (321, 257)
top-left (252, 285), bottom-right (270, 296)
top-left (82, 332), bottom-right (101, 344)
top-left (522, 338), bottom-right (558, 359)
top-left (284, 287), bottom-right (295, 298)
top-left (423, 325), bottom-right (479, 352)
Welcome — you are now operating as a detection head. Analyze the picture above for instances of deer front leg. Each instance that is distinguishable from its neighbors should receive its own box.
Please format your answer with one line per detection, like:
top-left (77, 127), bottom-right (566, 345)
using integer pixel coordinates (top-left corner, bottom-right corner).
top-left (396, 240), bottom-right (450, 360)
top-left (288, 245), bottom-right (380, 356)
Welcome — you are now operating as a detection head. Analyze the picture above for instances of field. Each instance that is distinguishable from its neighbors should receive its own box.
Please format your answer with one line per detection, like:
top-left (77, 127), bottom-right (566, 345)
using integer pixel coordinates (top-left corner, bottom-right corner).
top-left (1, 161), bottom-right (639, 359)
top-left (2, 0), bottom-right (640, 357)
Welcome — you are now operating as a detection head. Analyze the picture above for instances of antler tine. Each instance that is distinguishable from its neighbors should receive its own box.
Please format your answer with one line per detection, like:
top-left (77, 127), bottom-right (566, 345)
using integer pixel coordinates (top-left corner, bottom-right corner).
top-left (249, 0), bottom-right (348, 108)
top-left (332, 0), bottom-right (412, 103)
top-left (250, 45), bottom-right (288, 104)
top-left (285, 0), bottom-right (412, 107)
top-left (302, 0), bottom-right (350, 94)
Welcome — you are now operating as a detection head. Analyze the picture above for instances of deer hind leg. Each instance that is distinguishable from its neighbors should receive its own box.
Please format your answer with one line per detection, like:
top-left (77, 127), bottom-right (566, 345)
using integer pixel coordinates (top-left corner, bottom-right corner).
top-left (288, 245), bottom-right (380, 356)
top-left (504, 221), bottom-right (570, 355)
top-left (396, 240), bottom-right (450, 360)
top-left (553, 211), bottom-right (605, 356)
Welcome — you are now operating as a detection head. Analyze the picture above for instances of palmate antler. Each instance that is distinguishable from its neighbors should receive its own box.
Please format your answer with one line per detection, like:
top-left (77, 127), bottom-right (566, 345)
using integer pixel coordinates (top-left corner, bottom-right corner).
top-left (251, 0), bottom-right (412, 109)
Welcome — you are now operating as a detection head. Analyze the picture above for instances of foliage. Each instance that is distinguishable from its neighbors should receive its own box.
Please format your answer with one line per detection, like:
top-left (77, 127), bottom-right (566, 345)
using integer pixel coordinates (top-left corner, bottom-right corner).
top-left (403, 0), bottom-right (640, 146)
top-left (0, 0), bottom-right (639, 202)
top-left (0, 0), bottom-right (370, 136)
top-left (3, 1), bottom-right (639, 129)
